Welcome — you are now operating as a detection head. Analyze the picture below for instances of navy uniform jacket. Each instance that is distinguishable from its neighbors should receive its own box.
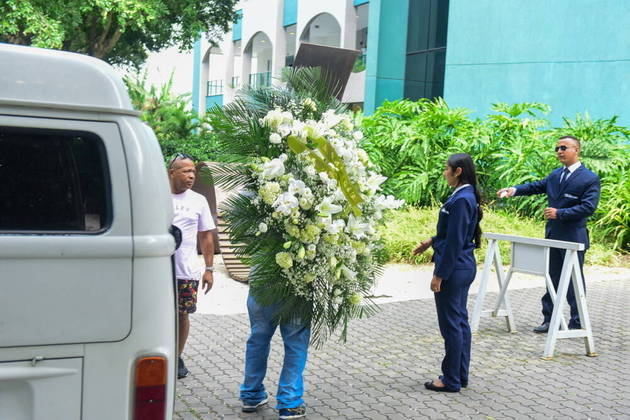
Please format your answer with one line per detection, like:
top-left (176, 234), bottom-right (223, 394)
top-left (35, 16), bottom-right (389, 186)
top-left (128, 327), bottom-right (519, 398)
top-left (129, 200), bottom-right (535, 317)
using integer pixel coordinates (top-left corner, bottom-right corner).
top-left (515, 165), bottom-right (600, 249)
top-left (432, 186), bottom-right (478, 279)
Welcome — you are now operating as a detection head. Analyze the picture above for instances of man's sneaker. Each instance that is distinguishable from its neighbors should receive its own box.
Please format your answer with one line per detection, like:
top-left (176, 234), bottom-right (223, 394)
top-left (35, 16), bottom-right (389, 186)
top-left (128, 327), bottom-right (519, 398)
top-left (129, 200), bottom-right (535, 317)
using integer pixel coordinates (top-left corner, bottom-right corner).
top-left (278, 405), bottom-right (306, 419)
top-left (241, 396), bottom-right (268, 413)
top-left (177, 357), bottom-right (189, 379)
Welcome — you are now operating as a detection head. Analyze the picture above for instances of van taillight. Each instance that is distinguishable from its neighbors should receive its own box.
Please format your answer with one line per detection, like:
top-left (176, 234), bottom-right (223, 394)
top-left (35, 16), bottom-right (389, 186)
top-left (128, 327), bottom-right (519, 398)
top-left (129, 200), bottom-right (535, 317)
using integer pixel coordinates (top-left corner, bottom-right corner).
top-left (134, 356), bottom-right (167, 420)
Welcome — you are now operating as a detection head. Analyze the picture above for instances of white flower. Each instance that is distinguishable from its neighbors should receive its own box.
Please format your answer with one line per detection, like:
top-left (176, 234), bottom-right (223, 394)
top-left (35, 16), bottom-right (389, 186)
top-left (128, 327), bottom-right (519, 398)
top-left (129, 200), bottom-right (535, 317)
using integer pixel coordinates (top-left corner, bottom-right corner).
top-left (262, 108), bottom-right (283, 129)
top-left (352, 131), bottom-right (364, 141)
top-left (321, 110), bottom-right (342, 129)
top-left (356, 149), bottom-right (370, 164)
top-left (316, 196), bottom-right (343, 217)
top-left (333, 189), bottom-right (346, 202)
top-left (302, 98), bottom-right (317, 112)
top-left (325, 219), bottom-right (345, 235)
top-left (258, 222), bottom-right (268, 233)
top-left (304, 121), bottom-right (324, 139)
top-left (278, 124), bottom-right (292, 137)
top-left (304, 165), bottom-right (317, 178)
top-left (288, 179), bottom-right (307, 195)
top-left (259, 182), bottom-right (281, 205)
top-left (375, 194), bottom-right (404, 210)
top-left (341, 117), bottom-right (353, 131)
top-left (346, 214), bottom-right (369, 239)
top-left (273, 192), bottom-right (299, 215)
top-left (366, 173), bottom-right (387, 194)
top-left (341, 265), bottom-right (357, 281)
top-left (261, 158), bottom-right (285, 179)
top-left (280, 111), bottom-right (294, 125)
top-left (291, 120), bottom-right (308, 140)
top-left (269, 133), bottom-right (282, 144)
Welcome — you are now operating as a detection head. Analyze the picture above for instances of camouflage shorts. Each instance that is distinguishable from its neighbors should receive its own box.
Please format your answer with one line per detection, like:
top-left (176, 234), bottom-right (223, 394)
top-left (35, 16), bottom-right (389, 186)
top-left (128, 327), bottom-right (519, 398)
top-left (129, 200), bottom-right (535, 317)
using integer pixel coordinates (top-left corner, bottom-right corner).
top-left (177, 279), bottom-right (199, 314)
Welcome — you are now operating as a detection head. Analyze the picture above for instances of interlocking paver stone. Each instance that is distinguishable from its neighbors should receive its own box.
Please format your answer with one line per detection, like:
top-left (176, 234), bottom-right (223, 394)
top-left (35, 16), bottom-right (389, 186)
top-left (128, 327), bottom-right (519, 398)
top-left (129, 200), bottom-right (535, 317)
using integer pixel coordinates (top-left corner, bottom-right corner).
top-left (175, 276), bottom-right (630, 419)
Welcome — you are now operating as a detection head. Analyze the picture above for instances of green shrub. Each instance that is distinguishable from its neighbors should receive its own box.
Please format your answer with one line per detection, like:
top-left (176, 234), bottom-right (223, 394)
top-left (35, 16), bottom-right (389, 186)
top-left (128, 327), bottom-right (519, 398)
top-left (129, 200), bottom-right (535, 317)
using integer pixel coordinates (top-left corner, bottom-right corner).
top-left (379, 207), bottom-right (626, 267)
top-left (124, 72), bottom-right (220, 162)
top-left (360, 98), bottom-right (488, 206)
top-left (361, 99), bottom-right (630, 252)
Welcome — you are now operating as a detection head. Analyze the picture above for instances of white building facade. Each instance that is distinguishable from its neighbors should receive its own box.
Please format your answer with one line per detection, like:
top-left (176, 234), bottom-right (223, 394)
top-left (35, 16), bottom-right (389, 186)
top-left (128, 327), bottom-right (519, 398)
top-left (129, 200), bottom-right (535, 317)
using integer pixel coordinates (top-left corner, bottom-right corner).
top-left (193, 0), bottom-right (369, 113)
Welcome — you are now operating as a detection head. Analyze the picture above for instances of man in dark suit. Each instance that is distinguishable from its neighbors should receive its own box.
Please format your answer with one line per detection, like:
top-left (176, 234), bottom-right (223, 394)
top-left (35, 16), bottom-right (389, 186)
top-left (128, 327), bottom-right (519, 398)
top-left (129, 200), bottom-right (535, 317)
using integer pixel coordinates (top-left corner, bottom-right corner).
top-left (497, 135), bottom-right (600, 333)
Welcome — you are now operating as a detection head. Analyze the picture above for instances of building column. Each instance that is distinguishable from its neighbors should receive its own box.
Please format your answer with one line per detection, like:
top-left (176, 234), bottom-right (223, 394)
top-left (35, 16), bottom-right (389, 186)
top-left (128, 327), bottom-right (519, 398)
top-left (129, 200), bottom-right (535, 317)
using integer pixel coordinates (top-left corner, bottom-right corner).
top-left (192, 39), bottom-right (202, 114)
top-left (200, 48), bottom-right (211, 113)
top-left (363, 0), bottom-right (409, 114)
top-left (342, 0), bottom-right (357, 50)
top-left (241, 47), bottom-right (252, 87)
top-left (224, 42), bottom-right (236, 103)
top-left (272, 1), bottom-right (286, 80)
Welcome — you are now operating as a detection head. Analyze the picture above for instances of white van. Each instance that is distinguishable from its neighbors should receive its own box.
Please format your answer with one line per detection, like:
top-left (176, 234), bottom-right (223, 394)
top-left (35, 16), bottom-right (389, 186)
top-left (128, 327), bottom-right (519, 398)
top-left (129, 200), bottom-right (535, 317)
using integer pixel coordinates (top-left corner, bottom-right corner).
top-left (0, 44), bottom-right (177, 419)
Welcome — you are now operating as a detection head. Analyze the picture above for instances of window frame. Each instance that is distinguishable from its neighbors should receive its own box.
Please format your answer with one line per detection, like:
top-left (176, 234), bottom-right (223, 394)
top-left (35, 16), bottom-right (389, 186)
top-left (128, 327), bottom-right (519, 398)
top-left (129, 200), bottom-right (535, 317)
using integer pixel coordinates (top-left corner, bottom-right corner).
top-left (404, 0), bottom-right (450, 101)
top-left (0, 126), bottom-right (113, 235)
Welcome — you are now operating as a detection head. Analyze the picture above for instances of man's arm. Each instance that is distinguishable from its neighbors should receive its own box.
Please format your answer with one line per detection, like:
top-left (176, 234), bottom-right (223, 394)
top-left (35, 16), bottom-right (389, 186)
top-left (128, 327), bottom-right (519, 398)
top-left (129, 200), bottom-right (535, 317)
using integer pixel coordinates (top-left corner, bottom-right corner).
top-left (556, 178), bottom-right (601, 221)
top-left (497, 175), bottom-right (550, 199)
top-left (199, 230), bottom-right (215, 294)
top-left (513, 175), bottom-right (549, 197)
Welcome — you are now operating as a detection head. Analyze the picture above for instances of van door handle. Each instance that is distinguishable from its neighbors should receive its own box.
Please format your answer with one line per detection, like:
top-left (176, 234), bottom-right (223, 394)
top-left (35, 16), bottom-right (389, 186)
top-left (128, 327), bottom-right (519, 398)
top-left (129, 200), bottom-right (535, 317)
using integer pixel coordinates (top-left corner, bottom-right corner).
top-left (0, 366), bottom-right (78, 381)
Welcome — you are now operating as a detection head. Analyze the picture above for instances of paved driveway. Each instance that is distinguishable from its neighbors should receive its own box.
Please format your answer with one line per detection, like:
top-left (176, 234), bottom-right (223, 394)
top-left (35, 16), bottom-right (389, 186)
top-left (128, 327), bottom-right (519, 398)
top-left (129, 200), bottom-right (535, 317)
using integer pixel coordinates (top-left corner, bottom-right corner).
top-left (176, 271), bottom-right (630, 419)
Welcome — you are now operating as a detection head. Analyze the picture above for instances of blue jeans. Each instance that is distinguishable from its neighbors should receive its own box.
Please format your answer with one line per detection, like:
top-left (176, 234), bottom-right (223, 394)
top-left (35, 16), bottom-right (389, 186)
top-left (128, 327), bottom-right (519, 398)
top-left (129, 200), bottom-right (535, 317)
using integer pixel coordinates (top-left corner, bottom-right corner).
top-left (239, 294), bottom-right (311, 409)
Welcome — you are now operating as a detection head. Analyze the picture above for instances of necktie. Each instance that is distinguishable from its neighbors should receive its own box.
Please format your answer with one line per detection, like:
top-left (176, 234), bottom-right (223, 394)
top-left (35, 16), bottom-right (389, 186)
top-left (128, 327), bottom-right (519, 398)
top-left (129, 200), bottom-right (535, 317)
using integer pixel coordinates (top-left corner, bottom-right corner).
top-left (560, 167), bottom-right (570, 183)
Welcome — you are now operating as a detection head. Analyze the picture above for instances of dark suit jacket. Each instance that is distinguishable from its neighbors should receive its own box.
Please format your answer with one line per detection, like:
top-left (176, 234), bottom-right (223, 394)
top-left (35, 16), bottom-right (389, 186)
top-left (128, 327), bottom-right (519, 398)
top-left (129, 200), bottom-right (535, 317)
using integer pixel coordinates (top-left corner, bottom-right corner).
top-left (432, 185), bottom-right (478, 280)
top-left (514, 164), bottom-right (600, 249)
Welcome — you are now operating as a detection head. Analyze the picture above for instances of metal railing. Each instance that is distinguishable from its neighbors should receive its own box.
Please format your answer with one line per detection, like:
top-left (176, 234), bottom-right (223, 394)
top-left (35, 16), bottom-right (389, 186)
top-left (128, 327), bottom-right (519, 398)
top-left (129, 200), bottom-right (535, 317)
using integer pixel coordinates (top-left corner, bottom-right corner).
top-left (207, 79), bottom-right (224, 96)
top-left (248, 72), bottom-right (271, 88)
top-left (230, 76), bottom-right (241, 89)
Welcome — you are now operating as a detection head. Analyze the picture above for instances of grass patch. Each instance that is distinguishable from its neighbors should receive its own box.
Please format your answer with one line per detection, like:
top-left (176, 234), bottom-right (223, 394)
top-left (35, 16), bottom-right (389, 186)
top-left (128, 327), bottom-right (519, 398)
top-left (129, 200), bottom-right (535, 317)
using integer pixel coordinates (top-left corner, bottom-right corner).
top-left (379, 207), bottom-right (627, 267)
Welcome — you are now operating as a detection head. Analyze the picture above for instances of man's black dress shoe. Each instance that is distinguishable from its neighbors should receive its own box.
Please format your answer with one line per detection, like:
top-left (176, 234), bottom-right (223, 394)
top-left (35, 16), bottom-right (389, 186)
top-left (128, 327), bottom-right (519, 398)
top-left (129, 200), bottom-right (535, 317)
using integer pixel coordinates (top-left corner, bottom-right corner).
top-left (424, 381), bottom-right (459, 393)
top-left (533, 322), bottom-right (550, 333)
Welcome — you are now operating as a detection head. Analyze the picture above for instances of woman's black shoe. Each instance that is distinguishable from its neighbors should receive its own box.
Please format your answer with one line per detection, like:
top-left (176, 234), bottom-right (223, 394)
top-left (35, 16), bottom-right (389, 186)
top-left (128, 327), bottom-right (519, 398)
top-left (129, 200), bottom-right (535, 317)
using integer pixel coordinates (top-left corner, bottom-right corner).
top-left (424, 381), bottom-right (459, 392)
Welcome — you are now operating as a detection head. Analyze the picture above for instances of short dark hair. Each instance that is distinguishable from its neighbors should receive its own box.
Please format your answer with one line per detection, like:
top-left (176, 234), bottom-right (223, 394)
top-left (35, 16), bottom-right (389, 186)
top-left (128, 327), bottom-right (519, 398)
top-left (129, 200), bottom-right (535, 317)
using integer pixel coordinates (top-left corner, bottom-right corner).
top-left (558, 135), bottom-right (581, 149)
top-left (168, 153), bottom-right (194, 170)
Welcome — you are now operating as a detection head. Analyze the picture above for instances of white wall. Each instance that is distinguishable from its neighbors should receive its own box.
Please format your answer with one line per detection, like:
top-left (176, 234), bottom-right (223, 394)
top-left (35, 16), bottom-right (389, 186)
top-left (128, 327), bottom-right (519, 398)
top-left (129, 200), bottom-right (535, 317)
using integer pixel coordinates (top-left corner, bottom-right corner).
top-left (134, 47), bottom-right (194, 96)
top-left (186, 0), bottom-right (366, 109)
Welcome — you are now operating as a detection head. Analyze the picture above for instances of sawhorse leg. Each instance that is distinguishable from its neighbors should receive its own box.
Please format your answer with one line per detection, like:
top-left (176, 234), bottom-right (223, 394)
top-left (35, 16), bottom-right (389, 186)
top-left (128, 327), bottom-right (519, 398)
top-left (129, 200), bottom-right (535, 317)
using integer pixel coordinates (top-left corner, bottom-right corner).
top-left (572, 255), bottom-right (597, 356)
top-left (543, 250), bottom-right (597, 359)
top-left (471, 239), bottom-right (516, 333)
top-left (492, 266), bottom-right (517, 332)
top-left (544, 272), bottom-right (569, 331)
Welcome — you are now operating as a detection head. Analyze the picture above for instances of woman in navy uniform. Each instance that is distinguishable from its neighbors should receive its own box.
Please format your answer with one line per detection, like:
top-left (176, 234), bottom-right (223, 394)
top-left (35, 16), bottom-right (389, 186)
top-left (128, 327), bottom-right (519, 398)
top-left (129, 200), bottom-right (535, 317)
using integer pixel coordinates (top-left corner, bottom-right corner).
top-left (413, 153), bottom-right (482, 392)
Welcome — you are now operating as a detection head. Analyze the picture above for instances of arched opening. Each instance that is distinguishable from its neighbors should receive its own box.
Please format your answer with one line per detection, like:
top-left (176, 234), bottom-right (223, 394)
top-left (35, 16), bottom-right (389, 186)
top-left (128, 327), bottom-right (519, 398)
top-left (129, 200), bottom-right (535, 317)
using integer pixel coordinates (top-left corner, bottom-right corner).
top-left (204, 46), bottom-right (224, 97)
top-left (243, 31), bottom-right (273, 88)
top-left (300, 13), bottom-right (341, 48)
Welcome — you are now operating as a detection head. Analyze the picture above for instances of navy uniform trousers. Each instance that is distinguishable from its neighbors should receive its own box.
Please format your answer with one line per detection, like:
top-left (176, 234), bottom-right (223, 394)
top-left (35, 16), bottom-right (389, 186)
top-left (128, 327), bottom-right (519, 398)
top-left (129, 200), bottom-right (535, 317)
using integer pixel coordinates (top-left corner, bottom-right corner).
top-left (431, 185), bottom-right (478, 390)
top-left (515, 164), bottom-right (600, 328)
top-left (434, 267), bottom-right (476, 389)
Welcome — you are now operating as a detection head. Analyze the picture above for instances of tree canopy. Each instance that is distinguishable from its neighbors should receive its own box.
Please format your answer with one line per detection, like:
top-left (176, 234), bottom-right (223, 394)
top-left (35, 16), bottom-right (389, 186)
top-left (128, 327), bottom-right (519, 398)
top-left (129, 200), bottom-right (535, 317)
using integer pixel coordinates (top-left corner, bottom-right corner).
top-left (0, 0), bottom-right (237, 67)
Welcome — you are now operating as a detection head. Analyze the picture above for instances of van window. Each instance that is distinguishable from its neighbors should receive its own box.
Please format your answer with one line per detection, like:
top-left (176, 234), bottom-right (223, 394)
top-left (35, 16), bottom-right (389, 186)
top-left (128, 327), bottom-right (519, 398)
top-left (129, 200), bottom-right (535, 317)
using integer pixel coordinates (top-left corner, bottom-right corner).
top-left (0, 127), bottom-right (111, 232)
